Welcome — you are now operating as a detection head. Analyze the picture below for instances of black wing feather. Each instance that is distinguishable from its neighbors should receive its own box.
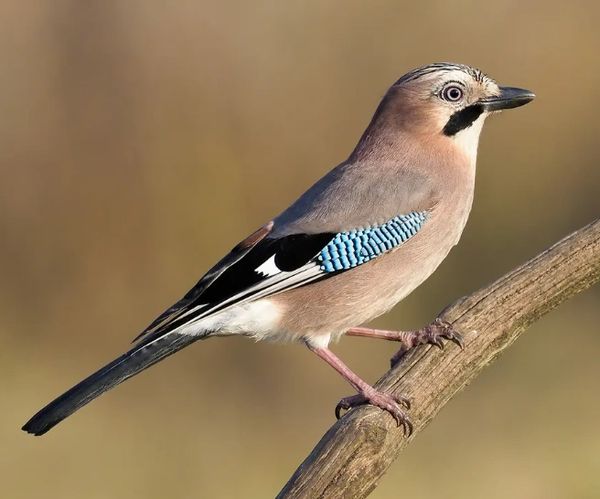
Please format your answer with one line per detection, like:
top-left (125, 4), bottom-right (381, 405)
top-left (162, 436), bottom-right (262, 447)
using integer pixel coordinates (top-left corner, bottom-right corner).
top-left (135, 229), bottom-right (335, 344)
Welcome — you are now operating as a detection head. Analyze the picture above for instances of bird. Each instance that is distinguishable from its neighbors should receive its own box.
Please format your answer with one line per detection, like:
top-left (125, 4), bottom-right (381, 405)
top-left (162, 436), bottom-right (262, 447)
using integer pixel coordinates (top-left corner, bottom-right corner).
top-left (22, 62), bottom-right (534, 436)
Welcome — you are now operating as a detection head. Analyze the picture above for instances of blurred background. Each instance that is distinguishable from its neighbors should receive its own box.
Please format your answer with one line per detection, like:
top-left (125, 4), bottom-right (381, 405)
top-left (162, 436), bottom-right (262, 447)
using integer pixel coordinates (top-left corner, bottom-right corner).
top-left (1, 1), bottom-right (599, 498)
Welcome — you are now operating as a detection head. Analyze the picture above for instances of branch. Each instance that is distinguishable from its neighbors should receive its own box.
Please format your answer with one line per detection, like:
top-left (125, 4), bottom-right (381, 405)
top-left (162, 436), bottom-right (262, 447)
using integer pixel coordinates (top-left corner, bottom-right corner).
top-left (277, 219), bottom-right (600, 499)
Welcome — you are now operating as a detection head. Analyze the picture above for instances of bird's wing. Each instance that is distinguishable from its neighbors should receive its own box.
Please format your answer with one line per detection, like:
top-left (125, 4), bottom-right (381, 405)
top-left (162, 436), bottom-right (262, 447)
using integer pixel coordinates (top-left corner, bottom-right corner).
top-left (135, 211), bottom-right (429, 345)
top-left (135, 222), bottom-right (275, 340)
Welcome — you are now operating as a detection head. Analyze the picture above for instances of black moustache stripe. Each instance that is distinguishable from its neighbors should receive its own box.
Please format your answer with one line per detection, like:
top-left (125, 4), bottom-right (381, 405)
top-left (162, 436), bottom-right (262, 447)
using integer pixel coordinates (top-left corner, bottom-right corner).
top-left (443, 104), bottom-right (484, 136)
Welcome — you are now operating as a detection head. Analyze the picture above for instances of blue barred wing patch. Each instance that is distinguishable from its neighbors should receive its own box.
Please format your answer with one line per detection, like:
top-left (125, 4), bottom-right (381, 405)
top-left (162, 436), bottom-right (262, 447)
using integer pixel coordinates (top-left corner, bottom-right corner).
top-left (318, 211), bottom-right (428, 272)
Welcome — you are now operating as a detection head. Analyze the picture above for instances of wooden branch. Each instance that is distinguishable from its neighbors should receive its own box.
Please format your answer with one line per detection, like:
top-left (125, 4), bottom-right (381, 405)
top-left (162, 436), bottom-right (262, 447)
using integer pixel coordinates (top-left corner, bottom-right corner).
top-left (277, 219), bottom-right (600, 499)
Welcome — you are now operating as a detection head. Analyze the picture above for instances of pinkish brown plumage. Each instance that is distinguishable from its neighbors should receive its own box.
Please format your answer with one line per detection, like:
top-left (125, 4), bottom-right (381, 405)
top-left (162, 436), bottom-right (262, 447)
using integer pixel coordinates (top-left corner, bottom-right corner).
top-left (23, 63), bottom-right (534, 436)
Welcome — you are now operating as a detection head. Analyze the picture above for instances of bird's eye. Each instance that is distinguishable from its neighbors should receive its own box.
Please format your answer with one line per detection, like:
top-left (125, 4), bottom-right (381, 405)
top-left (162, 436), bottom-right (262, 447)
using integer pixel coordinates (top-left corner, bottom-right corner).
top-left (441, 85), bottom-right (464, 102)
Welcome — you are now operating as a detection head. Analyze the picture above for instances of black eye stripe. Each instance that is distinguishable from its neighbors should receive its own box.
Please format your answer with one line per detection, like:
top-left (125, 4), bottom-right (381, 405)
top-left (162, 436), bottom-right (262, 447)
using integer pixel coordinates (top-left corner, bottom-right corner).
top-left (443, 104), bottom-right (484, 136)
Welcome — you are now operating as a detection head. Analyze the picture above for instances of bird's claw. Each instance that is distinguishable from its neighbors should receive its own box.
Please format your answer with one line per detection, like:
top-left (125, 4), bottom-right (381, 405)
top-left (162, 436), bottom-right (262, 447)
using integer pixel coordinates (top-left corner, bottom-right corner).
top-left (335, 390), bottom-right (413, 436)
top-left (431, 337), bottom-right (445, 350)
top-left (390, 319), bottom-right (464, 367)
top-left (432, 318), bottom-right (465, 349)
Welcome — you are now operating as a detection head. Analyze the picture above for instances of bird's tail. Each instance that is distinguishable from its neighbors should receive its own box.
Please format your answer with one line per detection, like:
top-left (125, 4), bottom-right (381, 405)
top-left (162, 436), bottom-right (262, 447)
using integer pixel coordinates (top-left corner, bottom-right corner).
top-left (22, 332), bottom-right (200, 436)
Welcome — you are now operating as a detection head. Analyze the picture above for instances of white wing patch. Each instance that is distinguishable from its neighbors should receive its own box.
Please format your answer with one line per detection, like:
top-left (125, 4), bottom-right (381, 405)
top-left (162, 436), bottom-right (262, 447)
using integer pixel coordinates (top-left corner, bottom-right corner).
top-left (255, 255), bottom-right (281, 277)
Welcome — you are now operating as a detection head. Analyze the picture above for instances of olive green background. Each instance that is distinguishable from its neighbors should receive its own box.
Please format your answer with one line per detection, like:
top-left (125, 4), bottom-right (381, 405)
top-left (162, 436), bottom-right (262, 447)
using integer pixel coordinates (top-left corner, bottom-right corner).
top-left (1, 1), bottom-right (599, 498)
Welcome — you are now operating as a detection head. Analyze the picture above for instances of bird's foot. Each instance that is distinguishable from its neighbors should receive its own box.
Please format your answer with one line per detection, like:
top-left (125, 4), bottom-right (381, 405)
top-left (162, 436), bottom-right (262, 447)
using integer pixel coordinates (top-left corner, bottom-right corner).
top-left (335, 388), bottom-right (413, 435)
top-left (390, 318), bottom-right (464, 367)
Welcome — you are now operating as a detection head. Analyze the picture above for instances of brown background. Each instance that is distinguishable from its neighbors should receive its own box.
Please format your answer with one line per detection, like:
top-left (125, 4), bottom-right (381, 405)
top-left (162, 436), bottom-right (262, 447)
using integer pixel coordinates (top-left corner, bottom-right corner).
top-left (2, 1), bottom-right (599, 498)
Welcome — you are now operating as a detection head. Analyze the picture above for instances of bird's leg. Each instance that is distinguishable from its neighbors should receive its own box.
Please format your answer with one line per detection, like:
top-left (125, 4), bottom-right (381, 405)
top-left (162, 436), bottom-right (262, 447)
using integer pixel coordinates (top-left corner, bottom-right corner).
top-left (346, 318), bottom-right (464, 368)
top-left (305, 341), bottom-right (413, 436)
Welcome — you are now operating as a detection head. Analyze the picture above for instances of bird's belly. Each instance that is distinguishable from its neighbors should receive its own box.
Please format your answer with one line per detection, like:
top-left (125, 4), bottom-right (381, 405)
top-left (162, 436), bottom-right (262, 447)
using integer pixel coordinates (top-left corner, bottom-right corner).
top-left (185, 299), bottom-right (285, 341)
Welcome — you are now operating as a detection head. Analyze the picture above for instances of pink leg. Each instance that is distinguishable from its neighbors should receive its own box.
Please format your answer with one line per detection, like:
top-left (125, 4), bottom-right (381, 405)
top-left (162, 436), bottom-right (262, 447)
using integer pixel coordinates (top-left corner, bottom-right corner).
top-left (347, 318), bottom-right (464, 367)
top-left (305, 341), bottom-right (413, 435)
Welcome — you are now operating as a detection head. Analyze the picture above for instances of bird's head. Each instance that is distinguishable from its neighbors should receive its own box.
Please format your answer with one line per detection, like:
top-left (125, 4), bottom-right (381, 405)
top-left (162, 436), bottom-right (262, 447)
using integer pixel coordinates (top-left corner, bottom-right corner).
top-left (358, 63), bottom-right (535, 163)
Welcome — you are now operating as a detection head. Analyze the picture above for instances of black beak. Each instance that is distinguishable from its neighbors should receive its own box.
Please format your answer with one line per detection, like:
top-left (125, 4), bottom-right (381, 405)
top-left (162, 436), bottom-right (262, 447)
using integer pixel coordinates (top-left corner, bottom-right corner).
top-left (481, 86), bottom-right (535, 111)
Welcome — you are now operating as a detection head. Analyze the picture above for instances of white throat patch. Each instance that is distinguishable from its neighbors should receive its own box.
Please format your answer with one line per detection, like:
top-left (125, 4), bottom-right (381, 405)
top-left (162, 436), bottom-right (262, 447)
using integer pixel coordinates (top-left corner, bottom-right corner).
top-left (452, 113), bottom-right (487, 164)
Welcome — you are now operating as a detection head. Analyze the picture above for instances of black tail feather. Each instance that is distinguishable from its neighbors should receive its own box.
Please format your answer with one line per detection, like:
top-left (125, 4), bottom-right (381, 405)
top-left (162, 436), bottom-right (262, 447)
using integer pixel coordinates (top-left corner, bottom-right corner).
top-left (22, 332), bottom-right (199, 436)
